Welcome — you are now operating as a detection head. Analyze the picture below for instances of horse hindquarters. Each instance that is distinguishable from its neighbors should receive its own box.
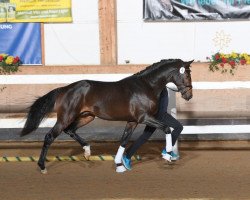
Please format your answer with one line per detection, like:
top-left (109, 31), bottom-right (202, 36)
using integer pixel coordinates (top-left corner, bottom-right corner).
top-left (38, 84), bottom-right (93, 173)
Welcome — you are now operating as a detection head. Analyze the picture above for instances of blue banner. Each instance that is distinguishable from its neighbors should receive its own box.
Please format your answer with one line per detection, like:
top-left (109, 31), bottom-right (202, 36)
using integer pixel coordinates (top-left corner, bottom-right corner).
top-left (0, 23), bottom-right (41, 65)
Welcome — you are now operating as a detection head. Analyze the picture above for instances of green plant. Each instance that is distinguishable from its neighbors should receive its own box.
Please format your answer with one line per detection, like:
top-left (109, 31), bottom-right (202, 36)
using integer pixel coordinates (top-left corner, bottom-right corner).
top-left (207, 52), bottom-right (250, 75)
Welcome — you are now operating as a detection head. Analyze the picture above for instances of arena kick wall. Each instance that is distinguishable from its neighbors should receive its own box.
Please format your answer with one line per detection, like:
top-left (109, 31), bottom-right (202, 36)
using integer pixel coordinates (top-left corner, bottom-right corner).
top-left (0, 0), bottom-right (250, 140)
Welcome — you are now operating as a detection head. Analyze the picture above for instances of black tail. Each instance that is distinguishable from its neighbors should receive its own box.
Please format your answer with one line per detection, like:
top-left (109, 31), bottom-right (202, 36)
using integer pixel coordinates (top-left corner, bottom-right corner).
top-left (21, 88), bottom-right (59, 136)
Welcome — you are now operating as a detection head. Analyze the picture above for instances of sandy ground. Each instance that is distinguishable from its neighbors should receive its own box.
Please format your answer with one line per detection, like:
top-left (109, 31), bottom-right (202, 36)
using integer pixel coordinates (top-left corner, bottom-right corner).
top-left (0, 142), bottom-right (250, 200)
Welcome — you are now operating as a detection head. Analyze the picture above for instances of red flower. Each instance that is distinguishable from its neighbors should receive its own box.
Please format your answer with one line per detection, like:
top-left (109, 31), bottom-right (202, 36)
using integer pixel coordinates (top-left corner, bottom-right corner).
top-left (13, 56), bottom-right (20, 64)
top-left (229, 60), bottom-right (235, 67)
top-left (215, 54), bottom-right (220, 60)
top-left (240, 59), bottom-right (246, 65)
top-left (0, 55), bottom-right (3, 62)
top-left (220, 63), bottom-right (224, 67)
top-left (221, 57), bottom-right (227, 63)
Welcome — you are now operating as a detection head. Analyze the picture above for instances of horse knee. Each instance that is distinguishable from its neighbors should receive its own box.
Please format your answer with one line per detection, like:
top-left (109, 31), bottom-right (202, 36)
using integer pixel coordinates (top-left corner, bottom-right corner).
top-left (172, 123), bottom-right (183, 133)
top-left (165, 126), bottom-right (171, 134)
top-left (44, 128), bottom-right (61, 146)
top-left (44, 133), bottom-right (54, 145)
top-left (178, 124), bottom-right (183, 132)
top-left (67, 131), bottom-right (75, 137)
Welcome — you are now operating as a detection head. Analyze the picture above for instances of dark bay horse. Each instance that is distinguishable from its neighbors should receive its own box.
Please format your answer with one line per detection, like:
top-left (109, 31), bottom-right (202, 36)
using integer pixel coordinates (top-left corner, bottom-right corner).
top-left (21, 59), bottom-right (193, 173)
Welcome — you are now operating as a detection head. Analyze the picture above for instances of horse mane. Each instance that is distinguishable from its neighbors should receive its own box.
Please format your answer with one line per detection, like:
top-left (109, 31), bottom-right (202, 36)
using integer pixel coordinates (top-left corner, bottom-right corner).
top-left (133, 59), bottom-right (181, 77)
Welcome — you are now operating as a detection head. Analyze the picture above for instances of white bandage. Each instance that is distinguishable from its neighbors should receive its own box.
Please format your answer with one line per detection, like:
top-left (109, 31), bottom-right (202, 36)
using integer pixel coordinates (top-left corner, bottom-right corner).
top-left (166, 134), bottom-right (172, 153)
top-left (114, 146), bottom-right (125, 164)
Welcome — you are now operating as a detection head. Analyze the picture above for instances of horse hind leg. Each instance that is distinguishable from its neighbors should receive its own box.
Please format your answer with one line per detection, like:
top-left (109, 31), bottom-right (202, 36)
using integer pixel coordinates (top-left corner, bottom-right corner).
top-left (64, 112), bottom-right (95, 160)
top-left (38, 122), bottom-right (65, 174)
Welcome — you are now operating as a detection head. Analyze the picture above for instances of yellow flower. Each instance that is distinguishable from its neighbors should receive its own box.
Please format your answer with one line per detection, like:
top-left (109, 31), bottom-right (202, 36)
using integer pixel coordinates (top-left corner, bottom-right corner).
top-left (246, 58), bottom-right (250, 64)
top-left (0, 53), bottom-right (8, 58)
top-left (240, 53), bottom-right (246, 57)
top-left (5, 56), bottom-right (14, 65)
top-left (242, 53), bottom-right (250, 61)
top-left (220, 53), bottom-right (225, 58)
top-left (230, 52), bottom-right (238, 59)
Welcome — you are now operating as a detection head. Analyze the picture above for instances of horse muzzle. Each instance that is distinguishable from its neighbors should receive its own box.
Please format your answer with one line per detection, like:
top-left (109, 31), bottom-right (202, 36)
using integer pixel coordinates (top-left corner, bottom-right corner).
top-left (181, 86), bottom-right (193, 101)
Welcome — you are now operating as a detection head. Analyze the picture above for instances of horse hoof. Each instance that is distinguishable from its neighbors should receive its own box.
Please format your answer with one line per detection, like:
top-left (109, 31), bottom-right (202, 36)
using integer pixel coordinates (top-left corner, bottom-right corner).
top-left (40, 168), bottom-right (48, 174)
top-left (162, 154), bottom-right (172, 162)
top-left (83, 145), bottom-right (91, 160)
top-left (84, 155), bottom-right (90, 161)
top-left (116, 165), bottom-right (127, 173)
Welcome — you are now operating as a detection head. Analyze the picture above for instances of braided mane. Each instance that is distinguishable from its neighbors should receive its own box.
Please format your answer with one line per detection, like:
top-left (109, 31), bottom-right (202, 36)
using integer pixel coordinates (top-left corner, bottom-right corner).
top-left (134, 59), bottom-right (180, 77)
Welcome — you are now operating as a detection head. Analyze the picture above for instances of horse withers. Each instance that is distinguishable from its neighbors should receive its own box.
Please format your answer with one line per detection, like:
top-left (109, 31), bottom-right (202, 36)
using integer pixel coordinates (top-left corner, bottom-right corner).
top-left (21, 59), bottom-right (193, 174)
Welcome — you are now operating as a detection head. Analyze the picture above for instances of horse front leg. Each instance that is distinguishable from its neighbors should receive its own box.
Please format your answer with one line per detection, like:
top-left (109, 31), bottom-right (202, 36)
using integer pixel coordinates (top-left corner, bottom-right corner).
top-left (115, 121), bottom-right (138, 173)
top-left (143, 116), bottom-right (172, 161)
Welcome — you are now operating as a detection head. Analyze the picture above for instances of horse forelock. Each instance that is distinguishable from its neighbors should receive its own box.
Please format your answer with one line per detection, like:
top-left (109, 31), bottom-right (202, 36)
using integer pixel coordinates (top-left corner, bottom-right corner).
top-left (133, 59), bottom-right (182, 77)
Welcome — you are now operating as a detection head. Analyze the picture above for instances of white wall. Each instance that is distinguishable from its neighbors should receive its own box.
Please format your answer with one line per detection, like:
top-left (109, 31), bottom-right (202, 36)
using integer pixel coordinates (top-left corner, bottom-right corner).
top-left (117, 0), bottom-right (250, 64)
top-left (44, 0), bottom-right (100, 65)
top-left (44, 0), bottom-right (250, 65)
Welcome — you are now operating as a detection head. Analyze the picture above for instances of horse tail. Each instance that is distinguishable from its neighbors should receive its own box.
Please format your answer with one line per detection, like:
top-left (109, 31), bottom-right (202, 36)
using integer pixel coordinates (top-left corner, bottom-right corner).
top-left (21, 88), bottom-right (60, 136)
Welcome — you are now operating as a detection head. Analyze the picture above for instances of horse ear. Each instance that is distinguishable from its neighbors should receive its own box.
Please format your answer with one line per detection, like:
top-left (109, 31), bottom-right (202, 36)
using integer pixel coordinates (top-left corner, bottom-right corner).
top-left (184, 60), bottom-right (194, 66)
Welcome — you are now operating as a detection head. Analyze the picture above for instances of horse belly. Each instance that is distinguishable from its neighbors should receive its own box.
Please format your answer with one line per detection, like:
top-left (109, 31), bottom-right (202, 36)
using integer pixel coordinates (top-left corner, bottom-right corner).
top-left (93, 103), bottom-right (134, 121)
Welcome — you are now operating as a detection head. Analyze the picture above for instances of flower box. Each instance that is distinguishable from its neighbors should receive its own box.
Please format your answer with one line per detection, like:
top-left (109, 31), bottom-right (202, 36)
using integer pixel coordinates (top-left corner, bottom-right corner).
top-left (207, 52), bottom-right (250, 75)
top-left (0, 53), bottom-right (21, 74)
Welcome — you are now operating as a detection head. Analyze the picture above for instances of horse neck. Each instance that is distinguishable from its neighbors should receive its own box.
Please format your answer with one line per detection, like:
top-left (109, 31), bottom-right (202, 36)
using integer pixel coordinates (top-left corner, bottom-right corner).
top-left (142, 67), bottom-right (175, 91)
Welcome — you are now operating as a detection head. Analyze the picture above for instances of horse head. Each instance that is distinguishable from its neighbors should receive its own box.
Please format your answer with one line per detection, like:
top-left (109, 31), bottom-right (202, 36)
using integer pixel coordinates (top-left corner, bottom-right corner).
top-left (171, 59), bottom-right (193, 101)
top-left (131, 58), bottom-right (193, 101)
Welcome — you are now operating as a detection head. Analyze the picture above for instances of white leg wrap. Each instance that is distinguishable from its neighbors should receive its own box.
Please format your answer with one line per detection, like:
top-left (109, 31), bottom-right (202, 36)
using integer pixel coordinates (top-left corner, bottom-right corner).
top-left (83, 145), bottom-right (91, 160)
top-left (114, 146), bottom-right (125, 164)
top-left (162, 153), bottom-right (172, 162)
top-left (166, 134), bottom-right (172, 153)
top-left (114, 146), bottom-right (127, 173)
top-left (40, 168), bottom-right (48, 174)
top-left (116, 165), bottom-right (127, 173)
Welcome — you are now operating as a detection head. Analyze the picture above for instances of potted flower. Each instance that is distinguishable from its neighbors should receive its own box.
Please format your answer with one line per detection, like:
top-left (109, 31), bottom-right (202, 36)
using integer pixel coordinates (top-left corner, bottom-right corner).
top-left (0, 53), bottom-right (21, 91)
top-left (207, 52), bottom-right (250, 75)
top-left (0, 53), bottom-right (21, 74)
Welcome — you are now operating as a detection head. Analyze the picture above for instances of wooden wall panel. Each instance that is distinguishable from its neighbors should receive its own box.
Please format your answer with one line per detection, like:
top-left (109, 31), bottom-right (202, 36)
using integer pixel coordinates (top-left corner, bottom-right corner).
top-left (40, 23), bottom-right (45, 66)
top-left (15, 64), bottom-right (146, 75)
top-left (190, 63), bottom-right (250, 82)
top-left (98, 0), bottom-right (117, 65)
top-left (177, 90), bottom-right (250, 118)
top-left (0, 84), bottom-right (63, 113)
top-left (16, 63), bottom-right (250, 79)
